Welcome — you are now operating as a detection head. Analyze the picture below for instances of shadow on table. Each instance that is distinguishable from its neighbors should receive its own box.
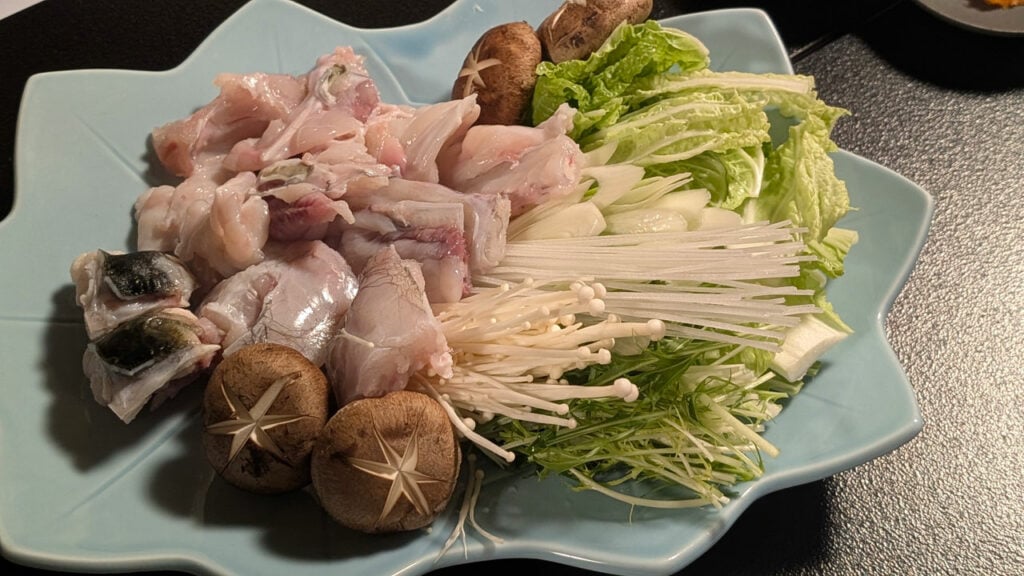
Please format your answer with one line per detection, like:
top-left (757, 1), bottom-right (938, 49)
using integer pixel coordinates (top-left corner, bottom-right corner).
top-left (428, 481), bottom-right (833, 576)
top-left (40, 285), bottom-right (208, 472)
top-left (144, 416), bottom-right (423, 564)
top-left (678, 481), bottom-right (833, 575)
top-left (859, 1), bottom-right (1024, 92)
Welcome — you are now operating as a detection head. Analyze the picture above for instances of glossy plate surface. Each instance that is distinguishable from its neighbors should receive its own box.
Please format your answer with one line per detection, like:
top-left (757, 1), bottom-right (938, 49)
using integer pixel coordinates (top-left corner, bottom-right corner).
top-left (0, 0), bottom-right (932, 574)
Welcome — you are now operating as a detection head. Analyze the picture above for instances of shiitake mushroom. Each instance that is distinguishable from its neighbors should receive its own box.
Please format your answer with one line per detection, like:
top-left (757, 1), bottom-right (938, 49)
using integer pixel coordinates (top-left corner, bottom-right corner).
top-left (310, 390), bottom-right (461, 534)
top-left (450, 1), bottom-right (655, 125)
top-left (202, 343), bottom-right (330, 494)
top-left (451, 21), bottom-right (543, 125)
top-left (539, 0), bottom-right (654, 63)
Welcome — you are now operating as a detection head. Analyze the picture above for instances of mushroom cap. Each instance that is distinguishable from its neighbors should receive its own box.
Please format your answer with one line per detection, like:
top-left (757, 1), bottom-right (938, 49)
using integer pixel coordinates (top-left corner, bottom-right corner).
top-left (451, 21), bottom-right (542, 126)
top-left (311, 390), bottom-right (462, 533)
top-left (202, 343), bottom-right (330, 494)
top-left (539, 0), bottom-right (654, 63)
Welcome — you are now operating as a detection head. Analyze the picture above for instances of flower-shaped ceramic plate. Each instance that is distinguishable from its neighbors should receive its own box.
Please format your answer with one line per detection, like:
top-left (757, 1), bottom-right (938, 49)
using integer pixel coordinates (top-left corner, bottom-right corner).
top-left (0, 0), bottom-right (932, 574)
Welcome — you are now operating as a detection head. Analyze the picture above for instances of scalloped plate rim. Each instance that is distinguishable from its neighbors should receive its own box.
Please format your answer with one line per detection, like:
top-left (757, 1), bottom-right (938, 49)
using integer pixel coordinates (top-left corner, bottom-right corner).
top-left (2, 1), bottom-right (930, 575)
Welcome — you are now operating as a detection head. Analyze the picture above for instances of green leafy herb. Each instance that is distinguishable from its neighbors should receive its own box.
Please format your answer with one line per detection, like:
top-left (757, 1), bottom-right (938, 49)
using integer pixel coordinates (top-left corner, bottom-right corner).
top-left (478, 337), bottom-right (803, 507)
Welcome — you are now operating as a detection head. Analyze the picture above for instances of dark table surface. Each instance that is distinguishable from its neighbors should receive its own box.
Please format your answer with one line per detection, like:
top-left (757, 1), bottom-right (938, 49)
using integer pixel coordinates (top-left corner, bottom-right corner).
top-left (2, 1), bottom-right (1023, 575)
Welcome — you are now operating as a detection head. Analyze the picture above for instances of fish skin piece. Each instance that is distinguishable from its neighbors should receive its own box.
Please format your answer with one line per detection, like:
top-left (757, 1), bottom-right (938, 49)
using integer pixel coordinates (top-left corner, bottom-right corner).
top-left (70, 249), bottom-right (198, 340)
top-left (83, 308), bottom-right (219, 424)
top-left (326, 245), bottom-right (452, 407)
top-left (197, 239), bottom-right (359, 367)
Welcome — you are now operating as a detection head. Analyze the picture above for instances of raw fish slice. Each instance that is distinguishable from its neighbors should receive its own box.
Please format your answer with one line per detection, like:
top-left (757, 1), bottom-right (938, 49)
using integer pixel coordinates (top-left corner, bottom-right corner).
top-left (256, 149), bottom-right (390, 204)
top-left (255, 153), bottom-right (390, 243)
top-left (70, 249), bottom-right (198, 339)
top-left (266, 193), bottom-right (351, 242)
top-left (174, 171), bottom-right (270, 281)
top-left (83, 308), bottom-right (220, 423)
top-left (441, 103), bottom-right (583, 216)
top-left (343, 178), bottom-right (510, 274)
top-left (363, 103), bottom-right (415, 169)
top-left (368, 199), bottom-right (466, 231)
top-left (326, 245), bottom-right (452, 406)
top-left (365, 96), bottom-right (480, 182)
top-left (197, 240), bottom-right (358, 366)
top-left (338, 198), bottom-right (470, 303)
top-left (152, 72), bottom-right (307, 177)
top-left (134, 161), bottom-right (225, 254)
top-left (340, 225), bottom-right (469, 304)
top-left (441, 120), bottom-right (555, 183)
top-left (135, 169), bottom-right (270, 287)
top-left (223, 47), bottom-right (381, 172)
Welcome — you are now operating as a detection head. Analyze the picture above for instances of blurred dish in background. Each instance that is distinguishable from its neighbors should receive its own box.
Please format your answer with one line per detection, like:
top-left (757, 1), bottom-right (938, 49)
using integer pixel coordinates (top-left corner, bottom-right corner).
top-left (915, 0), bottom-right (1024, 35)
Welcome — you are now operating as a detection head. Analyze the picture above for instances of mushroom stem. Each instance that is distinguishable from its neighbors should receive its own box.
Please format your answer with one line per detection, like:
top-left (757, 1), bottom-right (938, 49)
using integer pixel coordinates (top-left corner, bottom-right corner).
top-left (416, 278), bottom-right (660, 461)
top-left (414, 377), bottom-right (516, 463)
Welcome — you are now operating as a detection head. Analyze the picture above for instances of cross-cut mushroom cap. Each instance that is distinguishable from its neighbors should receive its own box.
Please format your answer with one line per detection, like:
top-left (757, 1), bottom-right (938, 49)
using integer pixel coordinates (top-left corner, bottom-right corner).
top-left (451, 21), bottom-right (542, 125)
top-left (202, 343), bottom-right (330, 494)
top-left (311, 390), bottom-right (462, 534)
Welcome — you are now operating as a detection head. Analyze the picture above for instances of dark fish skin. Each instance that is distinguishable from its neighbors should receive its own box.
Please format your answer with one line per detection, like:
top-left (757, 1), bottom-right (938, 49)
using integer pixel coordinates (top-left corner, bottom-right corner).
top-left (93, 312), bottom-right (198, 376)
top-left (101, 250), bottom-right (188, 300)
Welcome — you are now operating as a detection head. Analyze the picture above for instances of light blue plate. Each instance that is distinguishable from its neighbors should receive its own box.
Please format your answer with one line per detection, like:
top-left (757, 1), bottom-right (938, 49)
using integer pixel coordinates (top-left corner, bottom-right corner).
top-left (0, 0), bottom-right (933, 574)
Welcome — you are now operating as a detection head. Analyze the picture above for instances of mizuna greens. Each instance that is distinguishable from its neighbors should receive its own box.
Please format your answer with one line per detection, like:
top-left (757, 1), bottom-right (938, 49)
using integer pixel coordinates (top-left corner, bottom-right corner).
top-left (422, 20), bottom-right (858, 508)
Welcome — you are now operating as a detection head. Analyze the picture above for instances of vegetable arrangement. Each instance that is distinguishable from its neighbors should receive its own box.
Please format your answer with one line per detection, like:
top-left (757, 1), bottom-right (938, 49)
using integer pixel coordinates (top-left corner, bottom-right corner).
top-left (68, 0), bottom-right (857, 544)
top-left (427, 3), bottom-right (856, 509)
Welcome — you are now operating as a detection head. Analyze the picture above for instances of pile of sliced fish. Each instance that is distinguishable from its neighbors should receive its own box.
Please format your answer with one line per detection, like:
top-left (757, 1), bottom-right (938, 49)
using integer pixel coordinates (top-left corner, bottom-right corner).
top-left (71, 46), bottom-right (584, 423)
